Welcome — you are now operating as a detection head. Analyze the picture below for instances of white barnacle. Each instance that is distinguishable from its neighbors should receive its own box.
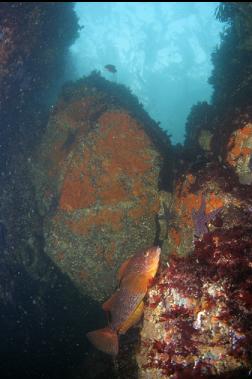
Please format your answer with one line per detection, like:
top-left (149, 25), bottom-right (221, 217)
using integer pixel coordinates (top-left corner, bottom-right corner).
top-left (193, 310), bottom-right (206, 330)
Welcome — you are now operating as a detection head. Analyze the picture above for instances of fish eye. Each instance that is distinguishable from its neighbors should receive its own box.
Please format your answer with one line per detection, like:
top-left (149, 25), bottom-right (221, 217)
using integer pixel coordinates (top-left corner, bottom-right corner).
top-left (144, 252), bottom-right (149, 257)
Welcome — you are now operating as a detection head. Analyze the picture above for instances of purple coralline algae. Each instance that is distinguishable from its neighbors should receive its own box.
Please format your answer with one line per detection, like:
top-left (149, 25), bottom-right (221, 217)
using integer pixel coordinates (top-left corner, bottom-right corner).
top-left (192, 195), bottom-right (222, 238)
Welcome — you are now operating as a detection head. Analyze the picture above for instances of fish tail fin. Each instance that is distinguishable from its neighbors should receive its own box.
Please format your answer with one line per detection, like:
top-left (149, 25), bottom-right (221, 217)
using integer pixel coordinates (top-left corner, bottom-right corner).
top-left (86, 327), bottom-right (119, 355)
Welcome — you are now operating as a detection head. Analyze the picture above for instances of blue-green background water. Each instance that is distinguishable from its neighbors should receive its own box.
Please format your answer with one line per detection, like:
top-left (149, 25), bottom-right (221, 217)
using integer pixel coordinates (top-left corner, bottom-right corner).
top-left (70, 2), bottom-right (222, 144)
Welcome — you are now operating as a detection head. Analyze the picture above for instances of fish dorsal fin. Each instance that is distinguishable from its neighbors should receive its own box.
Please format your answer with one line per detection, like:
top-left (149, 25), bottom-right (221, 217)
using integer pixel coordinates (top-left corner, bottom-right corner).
top-left (102, 291), bottom-right (119, 312)
top-left (117, 257), bottom-right (132, 282)
top-left (118, 300), bottom-right (144, 335)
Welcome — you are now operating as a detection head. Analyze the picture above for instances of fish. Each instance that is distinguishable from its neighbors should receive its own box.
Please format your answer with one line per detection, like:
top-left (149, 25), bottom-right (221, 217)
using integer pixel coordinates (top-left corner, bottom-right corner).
top-left (104, 64), bottom-right (117, 74)
top-left (86, 246), bottom-right (161, 355)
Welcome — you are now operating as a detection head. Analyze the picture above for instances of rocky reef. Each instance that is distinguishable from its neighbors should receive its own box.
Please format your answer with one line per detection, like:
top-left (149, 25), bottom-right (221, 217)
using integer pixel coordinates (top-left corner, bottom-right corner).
top-left (1, 2), bottom-right (252, 379)
top-left (136, 3), bottom-right (252, 378)
top-left (137, 170), bottom-right (252, 378)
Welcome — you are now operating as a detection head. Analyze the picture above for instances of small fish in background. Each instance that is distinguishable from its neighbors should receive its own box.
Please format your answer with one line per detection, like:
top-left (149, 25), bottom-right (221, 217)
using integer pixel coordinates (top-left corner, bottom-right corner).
top-left (104, 64), bottom-right (117, 74)
top-left (86, 246), bottom-right (161, 355)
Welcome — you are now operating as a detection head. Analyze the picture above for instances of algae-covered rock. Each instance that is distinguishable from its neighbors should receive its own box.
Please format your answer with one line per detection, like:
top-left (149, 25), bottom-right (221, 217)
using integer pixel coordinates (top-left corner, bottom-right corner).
top-left (226, 122), bottom-right (252, 185)
top-left (32, 74), bottom-right (170, 302)
top-left (162, 171), bottom-right (226, 257)
top-left (137, 227), bottom-right (252, 378)
top-left (136, 131), bottom-right (252, 377)
top-left (198, 129), bottom-right (213, 152)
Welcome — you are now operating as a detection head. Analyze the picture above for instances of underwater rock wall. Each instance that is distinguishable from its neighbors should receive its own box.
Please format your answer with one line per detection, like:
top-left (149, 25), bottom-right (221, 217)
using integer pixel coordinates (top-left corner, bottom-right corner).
top-left (0, 4), bottom-right (84, 379)
top-left (32, 73), bottom-right (171, 302)
top-left (137, 160), bottom-right (252, 377)
top-left (138, 219), bottom-right (252, 377)
top-left (137, 3), bottom-right (252, 377)
top-left (209, 3), bottom-right (252, 108)
top-left (0, 3), bottom-right (78, 114)
top-left (137, 108), bottom-right (252, 377)
top-left (0, 1), bottom-right (79, 288)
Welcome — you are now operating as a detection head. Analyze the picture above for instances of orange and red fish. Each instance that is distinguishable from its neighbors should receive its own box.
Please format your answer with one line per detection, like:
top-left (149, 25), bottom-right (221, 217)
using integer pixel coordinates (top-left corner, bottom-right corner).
top-left (86, 246), bottom-right (161, 355)
top-left (104, 64), bottom-right (117, 74)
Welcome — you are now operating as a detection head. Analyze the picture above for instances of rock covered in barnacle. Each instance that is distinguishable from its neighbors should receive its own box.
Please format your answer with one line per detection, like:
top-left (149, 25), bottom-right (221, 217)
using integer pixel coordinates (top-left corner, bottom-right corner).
top-left (137, 214), bottom-right (252, 378)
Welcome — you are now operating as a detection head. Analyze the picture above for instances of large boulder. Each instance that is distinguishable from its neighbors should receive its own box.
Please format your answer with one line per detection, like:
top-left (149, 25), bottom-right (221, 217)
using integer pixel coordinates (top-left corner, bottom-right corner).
top-left (32, 74), bottom-right (171, 302)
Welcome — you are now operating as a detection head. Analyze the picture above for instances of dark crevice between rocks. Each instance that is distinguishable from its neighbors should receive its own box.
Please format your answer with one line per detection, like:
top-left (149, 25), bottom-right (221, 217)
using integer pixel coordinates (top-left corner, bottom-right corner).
top-left (0, 248), bottom-right (107, 379)
top-left (154, 213), bottom-right (163, 249)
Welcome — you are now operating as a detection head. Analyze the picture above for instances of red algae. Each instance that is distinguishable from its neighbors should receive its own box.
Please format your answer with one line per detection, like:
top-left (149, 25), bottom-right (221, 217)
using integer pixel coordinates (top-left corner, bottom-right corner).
top-left (138, 212), bottom-right (252, 377)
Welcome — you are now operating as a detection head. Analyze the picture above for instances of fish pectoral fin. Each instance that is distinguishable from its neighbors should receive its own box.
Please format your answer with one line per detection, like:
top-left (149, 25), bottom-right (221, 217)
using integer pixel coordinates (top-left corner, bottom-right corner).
top-left (121, 274), bottom-right (149, 294)
top-left (86, 327), bottom-right (119, 355)
top-left (117, 257), bottom-right (132, 282)
top-left (118, 300), bottom-right (145, 335)
top-left (102, 291), bottom-right (119, 312)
